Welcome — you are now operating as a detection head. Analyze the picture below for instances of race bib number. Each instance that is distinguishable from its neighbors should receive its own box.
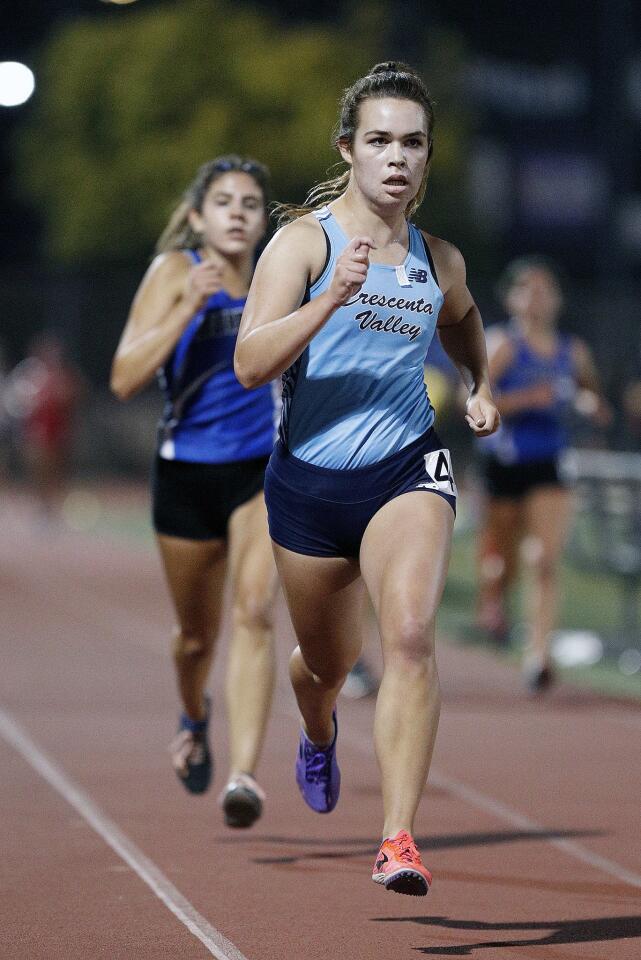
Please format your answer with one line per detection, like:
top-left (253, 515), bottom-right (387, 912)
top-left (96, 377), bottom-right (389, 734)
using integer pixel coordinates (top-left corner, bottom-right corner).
top-left (418, 448), bottom-right (457, 497)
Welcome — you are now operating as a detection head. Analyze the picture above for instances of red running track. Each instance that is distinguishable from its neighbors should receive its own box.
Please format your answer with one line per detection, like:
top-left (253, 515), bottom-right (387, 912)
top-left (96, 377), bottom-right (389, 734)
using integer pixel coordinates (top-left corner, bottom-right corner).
top-left (1, 489), bottom-right (640, 960)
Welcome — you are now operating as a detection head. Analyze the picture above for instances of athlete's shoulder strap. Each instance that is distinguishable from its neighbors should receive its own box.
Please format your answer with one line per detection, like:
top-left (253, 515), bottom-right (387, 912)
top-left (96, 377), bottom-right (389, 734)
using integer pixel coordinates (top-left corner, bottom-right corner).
top-left (412, 225), bottom-right (440, 288)
top-left (308, 208), bottom-right (337, 295)
top-left (312, 205), bottom-right (343, 246)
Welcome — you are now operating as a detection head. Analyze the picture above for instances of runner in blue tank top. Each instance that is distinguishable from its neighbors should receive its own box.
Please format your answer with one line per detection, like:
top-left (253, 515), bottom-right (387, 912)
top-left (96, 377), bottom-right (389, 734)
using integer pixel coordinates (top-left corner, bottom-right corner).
top-left (476, 256), bottom-right (610, 691)
top-left (236, 62), bottom-right (500, 896)
top-left (111, 156), bottom-right (279, 828)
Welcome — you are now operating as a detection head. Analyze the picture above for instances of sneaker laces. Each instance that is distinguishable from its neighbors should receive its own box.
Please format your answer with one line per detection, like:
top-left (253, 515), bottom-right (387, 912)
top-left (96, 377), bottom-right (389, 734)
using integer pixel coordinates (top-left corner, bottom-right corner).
top-left (303, 742), bottom-right (333, 784)
top-left (391, 832), bottom-right (420, 865)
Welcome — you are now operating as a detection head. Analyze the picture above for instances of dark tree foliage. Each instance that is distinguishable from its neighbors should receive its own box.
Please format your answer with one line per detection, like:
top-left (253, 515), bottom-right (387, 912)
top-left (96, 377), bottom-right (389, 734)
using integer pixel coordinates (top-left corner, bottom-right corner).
top-left (15, 0), bottom-right (470, 263)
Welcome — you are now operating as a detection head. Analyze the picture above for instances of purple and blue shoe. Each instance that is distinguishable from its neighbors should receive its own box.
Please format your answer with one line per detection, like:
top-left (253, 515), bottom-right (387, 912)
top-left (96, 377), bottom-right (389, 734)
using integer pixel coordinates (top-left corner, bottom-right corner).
top-left (295, 709), bottom-right (340, 813)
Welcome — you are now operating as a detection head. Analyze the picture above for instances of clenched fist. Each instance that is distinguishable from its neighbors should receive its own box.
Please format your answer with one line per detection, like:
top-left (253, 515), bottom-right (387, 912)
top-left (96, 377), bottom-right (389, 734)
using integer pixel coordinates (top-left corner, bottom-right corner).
top-left (184, 256), bottom-right (224, 311)
top-left (327, 236), bottom-right (376, 307)
top-left (465, 392), bottom-right (501, 437)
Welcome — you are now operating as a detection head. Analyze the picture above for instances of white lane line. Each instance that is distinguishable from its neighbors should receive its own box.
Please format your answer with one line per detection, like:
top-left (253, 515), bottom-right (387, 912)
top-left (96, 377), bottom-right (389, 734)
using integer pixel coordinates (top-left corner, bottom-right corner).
top-left (333, 722), bottom-right (641, 891)
top-left (21, 559), bottom-right (641, 893)
top-left (36, 578), bottom-right (641, 894)
top-left (428, 769), bottom-right (641, 890)
top-left (0, 707), bottom-right (250, 960)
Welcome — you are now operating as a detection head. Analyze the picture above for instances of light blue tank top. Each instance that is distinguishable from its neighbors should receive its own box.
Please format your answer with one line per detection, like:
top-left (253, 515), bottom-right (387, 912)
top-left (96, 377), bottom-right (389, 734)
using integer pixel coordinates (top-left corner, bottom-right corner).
top-left (279, 207), bottom-right (444, 468)
top-left (157, 250), bottom-right (277, 464)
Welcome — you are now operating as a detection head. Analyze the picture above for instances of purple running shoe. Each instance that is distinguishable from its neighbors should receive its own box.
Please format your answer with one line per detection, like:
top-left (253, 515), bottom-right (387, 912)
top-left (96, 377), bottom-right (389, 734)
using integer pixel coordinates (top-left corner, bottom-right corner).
top-left (295, 709), bottom-right (340, 813)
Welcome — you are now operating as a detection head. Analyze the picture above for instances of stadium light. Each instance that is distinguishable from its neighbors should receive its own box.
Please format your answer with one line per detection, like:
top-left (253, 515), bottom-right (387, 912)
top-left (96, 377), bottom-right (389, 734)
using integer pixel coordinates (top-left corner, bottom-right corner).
top-left (0, 62), bottom-right (35, 108)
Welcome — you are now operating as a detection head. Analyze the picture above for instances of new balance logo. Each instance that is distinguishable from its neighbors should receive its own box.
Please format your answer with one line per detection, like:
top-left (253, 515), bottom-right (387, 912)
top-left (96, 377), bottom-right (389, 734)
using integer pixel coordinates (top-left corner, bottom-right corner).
top-left (408, 268), bottom-right (429, 283)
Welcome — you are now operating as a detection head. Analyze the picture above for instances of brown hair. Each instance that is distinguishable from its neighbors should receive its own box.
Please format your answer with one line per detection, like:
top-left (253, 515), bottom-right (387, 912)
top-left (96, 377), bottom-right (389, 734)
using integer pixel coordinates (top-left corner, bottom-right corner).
top-left (276, 61), bottom-right (435, 225)
top-left (496, 255), bottom-right (565, 306)
top-left (156, 155), bottom-right (270, 253)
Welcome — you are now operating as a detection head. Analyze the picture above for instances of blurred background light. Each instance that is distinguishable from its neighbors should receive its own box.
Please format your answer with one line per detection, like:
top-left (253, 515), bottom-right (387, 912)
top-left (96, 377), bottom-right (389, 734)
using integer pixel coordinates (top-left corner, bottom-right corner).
top-left (551, 631), bottom-right (604, 668)
top-left (618, 648), bottom-right (641, 675)
top-left (0, 62), bottom-right (35, 108)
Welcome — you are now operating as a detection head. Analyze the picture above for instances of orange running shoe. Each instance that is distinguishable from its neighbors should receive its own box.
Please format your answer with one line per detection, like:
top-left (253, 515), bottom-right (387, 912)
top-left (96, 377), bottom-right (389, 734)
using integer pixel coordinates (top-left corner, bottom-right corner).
top-left (372, 830), bottom-right (432, 896)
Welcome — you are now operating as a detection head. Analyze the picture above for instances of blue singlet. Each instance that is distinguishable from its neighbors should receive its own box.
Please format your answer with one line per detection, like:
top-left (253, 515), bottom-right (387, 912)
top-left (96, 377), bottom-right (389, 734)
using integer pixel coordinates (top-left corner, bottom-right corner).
top-left (481, 322), bottom-right (576, 465)
top-left (157, 250), bottom-right (277, 464)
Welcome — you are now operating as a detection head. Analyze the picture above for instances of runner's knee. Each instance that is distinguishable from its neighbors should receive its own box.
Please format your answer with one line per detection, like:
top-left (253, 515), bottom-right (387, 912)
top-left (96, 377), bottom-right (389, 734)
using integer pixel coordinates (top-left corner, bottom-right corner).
top-left (521, 536), bottom-right (558, 580)
top-left (232, 588), bottom-right (274, 634)
top-left (384, 615), bottom-right (435, 665)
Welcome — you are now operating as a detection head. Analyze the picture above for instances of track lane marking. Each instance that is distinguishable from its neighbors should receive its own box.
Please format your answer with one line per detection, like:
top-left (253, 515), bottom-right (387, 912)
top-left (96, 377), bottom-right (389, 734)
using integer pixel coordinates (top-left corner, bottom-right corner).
top-left (0, 706), bottom-right (250, 960)
top-left (31, 574), bottom-right (641, 896)
top-left (427, 769), bottom-right (641, 890)
top-left (10, 552), bottom-right (641, 893)
top-left (333, 723), bottom-right (641, 891)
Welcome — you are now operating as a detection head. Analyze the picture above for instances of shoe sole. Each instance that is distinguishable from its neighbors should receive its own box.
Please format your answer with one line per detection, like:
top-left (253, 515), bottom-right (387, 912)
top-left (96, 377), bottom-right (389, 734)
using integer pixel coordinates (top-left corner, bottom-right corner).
top-left (223, 786), bottom-right (262, 828)
top-left (372, 868), bottom-right (429, 896)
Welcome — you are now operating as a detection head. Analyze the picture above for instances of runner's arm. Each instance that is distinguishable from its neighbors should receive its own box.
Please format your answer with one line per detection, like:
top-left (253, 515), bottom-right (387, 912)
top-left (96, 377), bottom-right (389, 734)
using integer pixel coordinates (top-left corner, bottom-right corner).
top-left (110, 253), bottom-right (220, 401)
top-left (429, 236), bottom-right (500, 436)
top-left (235, 219), bottom-right (374, 388)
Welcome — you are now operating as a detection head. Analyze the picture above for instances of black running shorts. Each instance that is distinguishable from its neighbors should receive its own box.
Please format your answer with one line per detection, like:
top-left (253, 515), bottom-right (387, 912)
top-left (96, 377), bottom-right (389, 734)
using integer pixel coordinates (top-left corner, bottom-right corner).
top-left (152, 454), bottom-right (269, 541)
top-left (482, 454), bottom-right (563, 500)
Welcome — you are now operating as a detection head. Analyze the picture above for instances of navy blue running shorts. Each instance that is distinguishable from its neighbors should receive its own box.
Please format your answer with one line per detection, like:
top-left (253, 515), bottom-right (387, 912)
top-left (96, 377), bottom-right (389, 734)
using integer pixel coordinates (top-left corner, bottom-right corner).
top-left (265, 427), bottom-right (456, 559)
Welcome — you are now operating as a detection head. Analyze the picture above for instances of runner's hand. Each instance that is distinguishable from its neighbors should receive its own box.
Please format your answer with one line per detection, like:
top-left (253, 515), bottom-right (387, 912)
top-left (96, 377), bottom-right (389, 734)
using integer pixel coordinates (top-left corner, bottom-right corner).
top-left (184, 258), bottom-right (224, 310)
top-left (327, 236), bottom-right (376, 306)
top-left (466, 393), bottom-right (500, 437)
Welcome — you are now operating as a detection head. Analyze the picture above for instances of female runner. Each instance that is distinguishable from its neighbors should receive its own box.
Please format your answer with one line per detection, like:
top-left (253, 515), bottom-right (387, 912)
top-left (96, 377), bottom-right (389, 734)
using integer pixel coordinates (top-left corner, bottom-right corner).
top-left (235, 64), bottom-right (499, 892)
top-left (111, 156), bottom-right (278, 827)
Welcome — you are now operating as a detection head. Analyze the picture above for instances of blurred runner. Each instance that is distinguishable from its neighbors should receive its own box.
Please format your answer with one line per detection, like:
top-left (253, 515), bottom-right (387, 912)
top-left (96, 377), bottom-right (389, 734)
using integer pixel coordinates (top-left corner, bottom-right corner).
top-left (6, 332), bottom-right (84, 522)
top-left (476, 256), bottom-right (610, 691)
